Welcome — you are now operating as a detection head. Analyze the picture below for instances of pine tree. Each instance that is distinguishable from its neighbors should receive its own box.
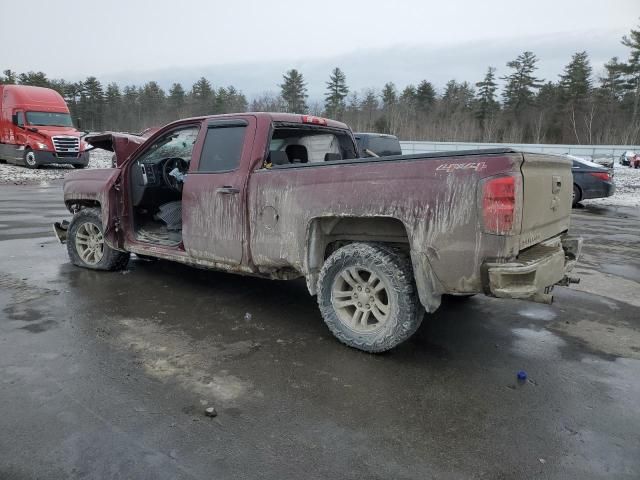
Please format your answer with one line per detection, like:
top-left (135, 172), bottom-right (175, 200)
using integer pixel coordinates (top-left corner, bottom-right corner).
top-left (1, 69), bottom-right (17, 84)
top-left (324, 67), bottom-right (349, 119)
top-left (82, 76), bottom-right (104, 130)
top-left (475, 67), bottom-right (499, 122)
top-left (560, 51), bottom-right (592, 106)
top-left (191, 77), bottom-right (214, 116)
top-left (381, 82), bottom-right (397, 109)
top-left (620, 22), bottom-right (640, 124)
top-left (122, 85), bottom-right (140, 131)
top-left (600, 57), bottom-right (626, 101)
top-left (17, 71), bottom-right (50, 87)
top-left (442, 80), bottom-right (475, 112)
top-left (621, 22), bottom-right (640, 92)
top-left (104, 83), bottom-right (122, 129)
top-left (280, 69), bottom-right (308, 113)
top-left (361, 89), bottom-right (379, 129)
top-left (168, 83), bottom-right (186, 119)
top-left (415, 80), bottom-right (436, 113)
top-left (139, 81), bottom-right (165, 126)
top-left (502, 51), bottom-right (543, 115)
top-left (400, 85), bottom-right (417, 107)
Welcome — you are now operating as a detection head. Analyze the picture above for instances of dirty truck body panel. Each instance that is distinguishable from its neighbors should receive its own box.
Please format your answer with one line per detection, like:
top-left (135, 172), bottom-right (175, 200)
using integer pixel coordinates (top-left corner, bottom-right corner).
top-left (62, 112), bottom-right (579, 320)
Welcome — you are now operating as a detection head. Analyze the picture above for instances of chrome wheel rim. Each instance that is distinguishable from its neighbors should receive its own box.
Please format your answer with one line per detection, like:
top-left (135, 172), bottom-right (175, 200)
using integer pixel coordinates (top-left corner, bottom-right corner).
top-left (75, 222), bottom-right (104, 265)
top-left (331, 267), bottom-right (390, 332)
top-left (25, 151), bottom-right (37, 166)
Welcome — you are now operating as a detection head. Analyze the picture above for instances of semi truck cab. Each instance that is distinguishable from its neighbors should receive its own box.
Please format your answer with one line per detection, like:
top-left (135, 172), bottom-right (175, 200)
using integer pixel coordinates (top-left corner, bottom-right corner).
top-left (0, 85), bottom-right (89, 169)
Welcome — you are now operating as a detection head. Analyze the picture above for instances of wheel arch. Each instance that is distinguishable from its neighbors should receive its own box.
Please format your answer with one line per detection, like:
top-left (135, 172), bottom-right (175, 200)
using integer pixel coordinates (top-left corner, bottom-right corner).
top-left (303, 215), bottom-right (441, 312)
top-left (64, 198), bottom-right (101, 214)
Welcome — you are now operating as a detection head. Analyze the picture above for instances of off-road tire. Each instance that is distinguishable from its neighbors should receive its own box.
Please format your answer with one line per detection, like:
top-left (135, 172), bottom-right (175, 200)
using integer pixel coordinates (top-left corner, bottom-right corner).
top-left (317, 242), bottom-right (424, 353)
top-left (572, 184), bottom-right (582, 207)
top-left (67, 208), bottom-right (130, 271)
top-left (24, 148), bottom-right (39, 169)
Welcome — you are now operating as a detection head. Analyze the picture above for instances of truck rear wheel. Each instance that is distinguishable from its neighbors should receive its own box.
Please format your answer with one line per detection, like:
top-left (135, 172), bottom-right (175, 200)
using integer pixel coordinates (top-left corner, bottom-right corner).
top-left (317, 242), bottom-right (424, 353)
top-left (24, 149), bottom-right (39, 169)
top-left (67, 208), bottom-right (130, 271)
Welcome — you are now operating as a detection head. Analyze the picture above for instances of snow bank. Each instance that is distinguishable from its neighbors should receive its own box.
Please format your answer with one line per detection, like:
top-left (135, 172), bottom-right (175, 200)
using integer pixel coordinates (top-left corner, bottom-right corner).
top-left (0, 149), bottom-right (113, 185)
top-left (582, 163), bottom-right (640, 208)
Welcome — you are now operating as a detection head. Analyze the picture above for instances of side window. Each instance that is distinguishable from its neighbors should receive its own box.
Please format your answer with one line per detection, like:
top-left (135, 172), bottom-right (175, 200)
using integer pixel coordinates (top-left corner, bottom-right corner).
top-left (16, 112), bottom-right (24, 127)
top-left (198, 125), bottom-right (246, 172)
top-left (137, 126), bottom-right (199, 163)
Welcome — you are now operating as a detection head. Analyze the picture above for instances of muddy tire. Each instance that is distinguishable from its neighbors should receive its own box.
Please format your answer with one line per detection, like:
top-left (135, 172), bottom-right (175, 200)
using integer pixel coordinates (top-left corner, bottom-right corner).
top-left (317, 242), bottom-right (424, 353)
top-left (67, 208), bottom-right (130, 271)
top-left (24, 148), bottom-right (39, 169)
top-left (572, 184), bottom-right (582, 207)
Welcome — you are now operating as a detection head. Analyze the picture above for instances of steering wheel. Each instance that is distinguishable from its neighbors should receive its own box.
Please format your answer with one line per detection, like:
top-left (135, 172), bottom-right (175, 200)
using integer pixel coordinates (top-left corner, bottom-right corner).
top-left (162, 157), bottom-right (188, 192)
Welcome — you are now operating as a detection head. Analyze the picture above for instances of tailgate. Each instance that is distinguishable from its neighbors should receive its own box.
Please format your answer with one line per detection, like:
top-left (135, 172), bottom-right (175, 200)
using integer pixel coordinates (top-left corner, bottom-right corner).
top-left (519, 153), bottom-right (572, 250)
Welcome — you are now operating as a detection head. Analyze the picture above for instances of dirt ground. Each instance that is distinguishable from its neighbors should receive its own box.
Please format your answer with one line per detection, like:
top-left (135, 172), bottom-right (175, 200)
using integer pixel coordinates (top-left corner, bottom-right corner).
top-left (0, 183), bottom-right (639, 480)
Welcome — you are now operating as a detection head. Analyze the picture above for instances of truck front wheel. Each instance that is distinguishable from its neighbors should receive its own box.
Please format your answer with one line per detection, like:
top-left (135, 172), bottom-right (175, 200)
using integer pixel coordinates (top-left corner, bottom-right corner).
top-left (67, 208), bottom-right (130, 271)
top-left (317, 242), bottom-right (424, 353)
top-left (24, 149), bottom-right (39, 169)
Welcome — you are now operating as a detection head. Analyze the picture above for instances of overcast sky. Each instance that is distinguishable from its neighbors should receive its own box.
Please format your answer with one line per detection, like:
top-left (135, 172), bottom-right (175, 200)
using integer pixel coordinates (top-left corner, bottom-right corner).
top-left (2, 0), bottom-right (639, 99)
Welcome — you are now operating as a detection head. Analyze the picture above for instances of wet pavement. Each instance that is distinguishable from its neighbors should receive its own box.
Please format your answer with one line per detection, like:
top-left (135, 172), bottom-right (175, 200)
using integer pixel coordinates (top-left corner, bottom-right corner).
top-left (1, 182), bottom-right (639, 479)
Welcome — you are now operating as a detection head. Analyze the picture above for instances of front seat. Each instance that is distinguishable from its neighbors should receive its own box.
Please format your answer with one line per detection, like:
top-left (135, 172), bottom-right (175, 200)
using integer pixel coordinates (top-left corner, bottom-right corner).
top-left (286, 145), bottom-right (308, 163)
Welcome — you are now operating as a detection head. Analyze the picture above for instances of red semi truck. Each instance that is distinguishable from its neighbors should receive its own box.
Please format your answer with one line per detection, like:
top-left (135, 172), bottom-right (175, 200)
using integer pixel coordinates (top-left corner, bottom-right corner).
top-left (0, 85), bottom-right (89, 169)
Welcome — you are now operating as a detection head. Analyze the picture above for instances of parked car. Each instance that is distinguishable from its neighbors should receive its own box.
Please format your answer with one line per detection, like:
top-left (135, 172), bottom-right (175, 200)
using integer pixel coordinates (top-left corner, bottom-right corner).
top-left (619, 151), bottom-right (634, 166)
top-left (354, 132), bottom-right (402, 157)
top-left (54, 113), bottom-right (581, 352)
top-left (570, 155), bottom-right (615, 207)
top-left (0, 85), bottom-right (89, 169)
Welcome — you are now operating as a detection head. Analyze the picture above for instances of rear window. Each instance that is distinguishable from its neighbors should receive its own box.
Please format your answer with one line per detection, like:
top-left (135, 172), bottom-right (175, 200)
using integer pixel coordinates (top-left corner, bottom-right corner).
top-left (198, 126), bottom-right (246, 172)
top-left (267, 126), bottom-right (357, 166)
top-left (366, 136), bottom-right (402, 156)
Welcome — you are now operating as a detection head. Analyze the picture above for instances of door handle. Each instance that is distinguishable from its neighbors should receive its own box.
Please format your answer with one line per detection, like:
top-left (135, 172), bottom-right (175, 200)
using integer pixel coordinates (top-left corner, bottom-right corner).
top-left (216, 186), bottom-right (240, 195)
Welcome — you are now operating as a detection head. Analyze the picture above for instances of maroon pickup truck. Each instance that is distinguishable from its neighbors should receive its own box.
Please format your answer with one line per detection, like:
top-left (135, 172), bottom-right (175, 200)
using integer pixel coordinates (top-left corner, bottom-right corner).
top-left (54, 113), bottom-right (581, 352)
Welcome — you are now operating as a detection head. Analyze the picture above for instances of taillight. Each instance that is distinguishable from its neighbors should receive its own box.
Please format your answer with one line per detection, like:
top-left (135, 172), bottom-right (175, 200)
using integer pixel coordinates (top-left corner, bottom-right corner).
top-left (301, 115), bottom-right (328, 125)
top-left (589, 172), bottom-right (611, 181)
top-left (481, 175), bottom-right (520, 235)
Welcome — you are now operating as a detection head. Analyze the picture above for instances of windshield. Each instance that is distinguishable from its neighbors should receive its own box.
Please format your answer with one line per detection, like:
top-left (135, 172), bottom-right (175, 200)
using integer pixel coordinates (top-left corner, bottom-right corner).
top-left (26, 111), bottom-right (74, 127)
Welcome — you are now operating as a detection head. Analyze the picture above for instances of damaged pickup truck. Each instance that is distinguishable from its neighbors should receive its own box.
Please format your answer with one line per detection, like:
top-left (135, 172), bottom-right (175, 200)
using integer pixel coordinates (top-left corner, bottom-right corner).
top-left (54, 113), bottom-right (582, 352)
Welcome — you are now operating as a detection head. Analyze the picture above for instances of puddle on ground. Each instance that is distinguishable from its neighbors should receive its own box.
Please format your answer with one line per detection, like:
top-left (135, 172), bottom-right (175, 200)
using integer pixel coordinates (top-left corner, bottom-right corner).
top-left (551, 320), bottom-right (640, 360)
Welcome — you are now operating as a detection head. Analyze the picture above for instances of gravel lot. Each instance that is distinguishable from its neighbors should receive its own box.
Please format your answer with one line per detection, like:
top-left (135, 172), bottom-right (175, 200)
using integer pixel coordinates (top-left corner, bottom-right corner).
top-left (0, 149), bottom-right (113, 185)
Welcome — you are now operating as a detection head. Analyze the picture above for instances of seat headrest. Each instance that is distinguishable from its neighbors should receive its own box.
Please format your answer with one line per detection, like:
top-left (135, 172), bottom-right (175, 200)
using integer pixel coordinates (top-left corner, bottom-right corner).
top-left (324, 153), bottom-right (342, 162)
top-left (269, 150), bottom-right (290, 165)
top-left (285, 144), bottom-right (308, 163)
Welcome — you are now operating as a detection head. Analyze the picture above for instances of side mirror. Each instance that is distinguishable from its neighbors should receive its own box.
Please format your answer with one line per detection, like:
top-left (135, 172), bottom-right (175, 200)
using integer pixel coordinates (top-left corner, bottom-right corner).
top-left (76, 117), bottom-right (82, 130)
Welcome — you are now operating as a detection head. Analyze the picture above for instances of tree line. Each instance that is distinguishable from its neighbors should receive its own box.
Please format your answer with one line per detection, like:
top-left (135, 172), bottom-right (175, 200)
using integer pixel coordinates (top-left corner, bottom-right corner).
top-left (2, 22), bottom-right (639, 144)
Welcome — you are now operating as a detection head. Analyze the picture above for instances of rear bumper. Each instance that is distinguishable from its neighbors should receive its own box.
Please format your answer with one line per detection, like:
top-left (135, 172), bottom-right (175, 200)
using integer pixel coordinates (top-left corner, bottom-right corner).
top-left (583, 181), bottom-right (615, 200)
top-left (485, 235), bottom-right (582, 304)
top-left (35, 150), bottom-right (89, 166)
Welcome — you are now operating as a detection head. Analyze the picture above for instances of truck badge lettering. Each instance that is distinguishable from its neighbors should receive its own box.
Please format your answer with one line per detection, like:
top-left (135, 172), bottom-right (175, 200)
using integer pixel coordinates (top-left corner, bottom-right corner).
top-left (436, 162), bottom-right (488, 173)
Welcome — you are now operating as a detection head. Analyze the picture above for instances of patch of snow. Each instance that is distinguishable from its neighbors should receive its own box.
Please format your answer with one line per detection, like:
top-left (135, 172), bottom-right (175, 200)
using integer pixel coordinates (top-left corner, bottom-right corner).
top-left (582, 163), bottom-right (640, 208)
top-left (0, 149), bottom-right (113, 185)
